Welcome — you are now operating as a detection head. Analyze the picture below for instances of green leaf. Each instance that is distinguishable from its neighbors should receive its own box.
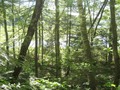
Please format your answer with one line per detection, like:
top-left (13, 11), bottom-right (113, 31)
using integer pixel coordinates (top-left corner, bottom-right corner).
top-left (111, 84), bottom-right (116, 87)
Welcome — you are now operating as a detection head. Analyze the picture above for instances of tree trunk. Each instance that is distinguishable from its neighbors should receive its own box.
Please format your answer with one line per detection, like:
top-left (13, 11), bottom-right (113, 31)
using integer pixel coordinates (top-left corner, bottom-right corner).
top-left (35, 17), bottom-right (38, 77)
top-left (12, 0), bottom-right (15, 59)
top-left (65, 6), bottom-right (72, 76)
top-left (55, 0), bottom-right (61, 78)
top-left (41, 14), bottom-right (44, 65)
top-left (110, 0), bottom-right (120, 87)
top-left (108, 31), bottom-right (112, 63)
top-left (77, 0), bottom-right (96, 90)
top-left (2, 0), bottom-right (9, 70)
top-left (12, 0), bottom-right (44, 81)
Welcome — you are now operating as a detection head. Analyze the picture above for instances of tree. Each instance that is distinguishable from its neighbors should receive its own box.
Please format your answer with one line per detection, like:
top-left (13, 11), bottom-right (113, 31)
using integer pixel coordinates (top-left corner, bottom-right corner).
top-left (55, 0), bottom-right (61, 78)
top-left (12, 0), bottom-right (15, 59)
top-left (35, 11), bottom-right (38, 77)
top-left (0, 0), bottom-right (120, 89)
top-left (2, 0), bottom-right (9, 69)
top-left (77, 0), bottom-right (96, 89)
top-left (65, 0), bottom-right (72, 77)
top-left (12, 0), bottom-right (44, 81)
top-left (110, 0), bottom-right (120, 87)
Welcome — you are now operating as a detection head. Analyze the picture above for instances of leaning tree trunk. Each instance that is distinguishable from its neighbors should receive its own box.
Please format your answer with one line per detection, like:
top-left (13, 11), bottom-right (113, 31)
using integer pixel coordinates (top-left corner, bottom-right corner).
top-left (77, 0), bottom-right (96, 90)
top-left (12, 0), bottom-right (44, 81)
top-left (110, 0), bottom-right (120, 87)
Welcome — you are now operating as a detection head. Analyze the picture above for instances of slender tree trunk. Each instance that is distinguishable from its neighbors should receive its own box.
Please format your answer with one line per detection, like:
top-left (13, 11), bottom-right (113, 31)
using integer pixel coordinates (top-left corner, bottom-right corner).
top-left (90, 0), bottom-right (108, 44)
top-left (2, 0), bottom-right (9, 69)
top-left (12, 0), bottom-right (44, 81)
top-left (65, 6), bottom-right (72, 76)
top-left (41, 14), bottom-right (44, 65)
top-left (35, 19), bottom-right (38, 77)
top-left (110, 0), bottom-right (120, 87)
top-left (12, 0), bottom-right (15, 59)
top-left (77, 0), bottom-right (96, 90)
top-left (55, 0), bottom-right (61, 78)
top-left (38, 13), bottom-right (44, 77)
top-left (108, 32), bottom-right (112, 63)
top-left (18, 1), bottom-right (21, 51)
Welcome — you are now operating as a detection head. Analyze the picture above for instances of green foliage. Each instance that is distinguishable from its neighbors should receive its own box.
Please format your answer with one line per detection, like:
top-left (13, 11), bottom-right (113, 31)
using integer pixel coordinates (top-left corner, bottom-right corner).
top-left (29, 77), bottom-right (66, 90)
top-left (0, 76), bottom-right (66, 90)
top-left (103, 47), bottom-right (113, 53)
top-left (1, 83), bottom-right (21, 90)
top-left (65, 0), bottom-right (73, 7)
top-left (117, 85), bottom-right (120, 90)
top-left (1, 0), bottom-right (120, 90)
top-left (104, 82), bottom-right (116, 88)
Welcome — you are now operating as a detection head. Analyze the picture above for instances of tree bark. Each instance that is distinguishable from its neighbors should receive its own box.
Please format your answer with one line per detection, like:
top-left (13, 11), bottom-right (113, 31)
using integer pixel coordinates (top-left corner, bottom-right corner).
top-left (2, 0), bottom-right (9, 69)
top-left (12, 0), bottom-right (15, 59)
top-left (108, 31), bottom-right (112, 63)
top-left (110, 0), bottom-right (120, 87)
top-left (77, 0), bottom-right (96, 90)
top-left (55, 0), bottom-right (61, 78)
top-left (12, 0), bottom-right (44, 81)
top-left (65, 6), bottom-right (72, 76)
top-left (35, 16), bottom-right (38, 77)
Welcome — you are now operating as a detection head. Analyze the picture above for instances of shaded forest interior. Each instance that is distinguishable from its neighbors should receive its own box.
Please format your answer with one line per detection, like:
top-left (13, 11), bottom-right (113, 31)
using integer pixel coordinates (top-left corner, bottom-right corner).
top-left (0, 0), bottom-right (120, 90)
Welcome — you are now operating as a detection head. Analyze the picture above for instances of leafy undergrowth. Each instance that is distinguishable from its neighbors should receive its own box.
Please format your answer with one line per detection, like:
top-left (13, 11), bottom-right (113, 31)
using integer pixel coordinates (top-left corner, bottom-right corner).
top-left (0, 76), bottom-right (67, 90)
top-left (0, 72), bottom-right (120, 90)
